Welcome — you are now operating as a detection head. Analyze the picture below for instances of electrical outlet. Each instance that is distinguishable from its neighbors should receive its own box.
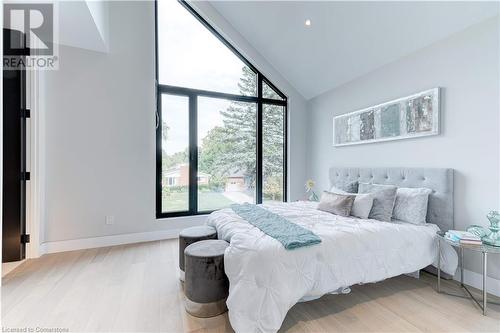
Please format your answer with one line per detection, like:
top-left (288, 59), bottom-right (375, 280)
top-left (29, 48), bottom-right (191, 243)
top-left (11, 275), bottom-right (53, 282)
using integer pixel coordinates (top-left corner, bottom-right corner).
top-left (105, 215), bottom-right (115, 225)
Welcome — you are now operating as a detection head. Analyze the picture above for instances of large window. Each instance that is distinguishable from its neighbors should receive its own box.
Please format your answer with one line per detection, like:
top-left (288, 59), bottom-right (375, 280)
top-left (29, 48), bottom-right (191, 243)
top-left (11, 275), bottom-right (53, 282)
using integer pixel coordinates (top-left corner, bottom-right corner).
top-left (156, 1), bottom-right (287, 217)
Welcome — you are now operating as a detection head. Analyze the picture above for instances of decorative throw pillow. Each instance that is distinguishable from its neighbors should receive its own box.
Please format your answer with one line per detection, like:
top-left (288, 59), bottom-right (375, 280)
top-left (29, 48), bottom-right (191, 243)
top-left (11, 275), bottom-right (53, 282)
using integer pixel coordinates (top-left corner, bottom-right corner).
top-left (333, 180), bottom-right (358, 193)
top-left (330, 187), bottom-right (374, 219)
top-left (317, 191), bottom-right (355, 217)
top-left (358, 183), bottom-right (397, 222)
top-left (393, 187), bottom-right (432, 224)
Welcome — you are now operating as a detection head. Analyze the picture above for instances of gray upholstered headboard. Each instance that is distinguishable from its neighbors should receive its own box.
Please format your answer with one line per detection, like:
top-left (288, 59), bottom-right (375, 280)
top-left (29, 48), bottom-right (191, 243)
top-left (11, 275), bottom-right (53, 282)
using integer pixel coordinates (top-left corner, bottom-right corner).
top-left (329, 167), bottom-right (454, 231)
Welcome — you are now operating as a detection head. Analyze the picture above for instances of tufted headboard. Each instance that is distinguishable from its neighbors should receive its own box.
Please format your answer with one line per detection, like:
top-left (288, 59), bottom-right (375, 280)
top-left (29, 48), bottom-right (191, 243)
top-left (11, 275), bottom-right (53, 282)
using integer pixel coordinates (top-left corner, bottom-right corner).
top-left (329, 167), bottom-right (454, 231)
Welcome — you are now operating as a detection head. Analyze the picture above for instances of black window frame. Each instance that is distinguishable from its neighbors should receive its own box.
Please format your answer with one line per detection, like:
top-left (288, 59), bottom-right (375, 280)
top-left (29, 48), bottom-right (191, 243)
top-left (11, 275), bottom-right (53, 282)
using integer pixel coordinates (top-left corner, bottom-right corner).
top-left (155, 0), bottom-right (288, 218)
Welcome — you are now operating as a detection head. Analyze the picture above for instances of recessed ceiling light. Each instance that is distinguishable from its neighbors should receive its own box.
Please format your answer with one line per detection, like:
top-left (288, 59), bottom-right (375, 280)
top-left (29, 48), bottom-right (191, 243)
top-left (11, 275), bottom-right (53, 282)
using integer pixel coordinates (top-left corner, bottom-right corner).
top-left (305, 19), bottom-right (311, 26)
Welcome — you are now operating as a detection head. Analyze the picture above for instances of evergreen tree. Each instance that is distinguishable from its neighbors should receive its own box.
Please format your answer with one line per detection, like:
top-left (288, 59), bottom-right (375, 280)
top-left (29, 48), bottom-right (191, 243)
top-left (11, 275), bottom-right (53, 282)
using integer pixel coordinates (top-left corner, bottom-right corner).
top-left (217, 67), bottom-right (257, 185)
top-left (198, 66), bottom-right (284, 196)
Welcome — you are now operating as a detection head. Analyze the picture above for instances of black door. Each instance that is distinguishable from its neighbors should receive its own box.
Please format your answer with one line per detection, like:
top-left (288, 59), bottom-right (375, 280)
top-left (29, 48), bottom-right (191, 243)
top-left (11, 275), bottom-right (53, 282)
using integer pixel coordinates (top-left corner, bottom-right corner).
top-left (2, 28), bottom-right (28, 262)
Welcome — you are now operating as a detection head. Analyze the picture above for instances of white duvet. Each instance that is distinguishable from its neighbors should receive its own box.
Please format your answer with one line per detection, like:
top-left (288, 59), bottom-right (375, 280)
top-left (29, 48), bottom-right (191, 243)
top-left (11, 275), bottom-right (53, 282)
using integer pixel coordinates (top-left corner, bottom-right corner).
top-left (206, 201), bottom-right (458, 333)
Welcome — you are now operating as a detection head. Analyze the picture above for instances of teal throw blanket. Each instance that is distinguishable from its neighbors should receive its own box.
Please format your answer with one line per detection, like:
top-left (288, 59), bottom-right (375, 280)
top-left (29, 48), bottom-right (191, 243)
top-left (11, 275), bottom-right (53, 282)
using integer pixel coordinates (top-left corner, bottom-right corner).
top-left (230, 203), bottom-right (321, 250)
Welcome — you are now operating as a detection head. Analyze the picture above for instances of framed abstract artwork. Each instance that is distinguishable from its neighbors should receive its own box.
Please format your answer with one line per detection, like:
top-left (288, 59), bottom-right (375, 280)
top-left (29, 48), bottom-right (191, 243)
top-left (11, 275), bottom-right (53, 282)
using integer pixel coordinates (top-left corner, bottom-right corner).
top-left (333, 88), bottom-right (440, 146)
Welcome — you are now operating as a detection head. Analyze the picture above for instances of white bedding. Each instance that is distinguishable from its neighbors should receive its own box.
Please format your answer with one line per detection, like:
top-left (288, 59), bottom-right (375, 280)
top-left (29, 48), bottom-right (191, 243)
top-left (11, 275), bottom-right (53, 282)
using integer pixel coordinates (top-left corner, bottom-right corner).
top-left (206, 201), bottom-right (458, 333)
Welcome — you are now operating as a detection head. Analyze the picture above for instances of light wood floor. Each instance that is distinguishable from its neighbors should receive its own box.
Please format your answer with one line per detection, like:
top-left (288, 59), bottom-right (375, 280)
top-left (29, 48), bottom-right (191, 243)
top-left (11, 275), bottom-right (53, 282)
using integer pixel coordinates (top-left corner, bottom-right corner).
top-left (2, 239), bottom-right (499, 332)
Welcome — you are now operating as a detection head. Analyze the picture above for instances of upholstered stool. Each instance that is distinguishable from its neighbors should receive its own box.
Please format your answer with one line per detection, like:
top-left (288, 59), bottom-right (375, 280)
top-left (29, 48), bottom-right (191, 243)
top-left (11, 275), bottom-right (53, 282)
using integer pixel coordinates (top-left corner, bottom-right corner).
top-left (179, 226), bottom-right (217, 281)
top-left (184, 239), bottom-right (229, 318)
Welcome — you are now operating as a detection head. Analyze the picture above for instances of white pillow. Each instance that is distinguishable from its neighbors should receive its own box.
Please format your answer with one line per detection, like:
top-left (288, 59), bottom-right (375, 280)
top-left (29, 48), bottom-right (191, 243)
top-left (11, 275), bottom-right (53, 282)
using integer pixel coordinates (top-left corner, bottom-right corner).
top-left (330, 187), bottom-right (374, 219)
top-left (392, 187), bottom-right (432, 225)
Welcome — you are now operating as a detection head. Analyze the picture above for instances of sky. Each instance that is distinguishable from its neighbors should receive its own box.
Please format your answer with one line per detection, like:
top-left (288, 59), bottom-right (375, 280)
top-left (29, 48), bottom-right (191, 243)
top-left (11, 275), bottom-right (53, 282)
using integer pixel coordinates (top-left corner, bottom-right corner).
top-left (157, 0), bottom-right (253, 154)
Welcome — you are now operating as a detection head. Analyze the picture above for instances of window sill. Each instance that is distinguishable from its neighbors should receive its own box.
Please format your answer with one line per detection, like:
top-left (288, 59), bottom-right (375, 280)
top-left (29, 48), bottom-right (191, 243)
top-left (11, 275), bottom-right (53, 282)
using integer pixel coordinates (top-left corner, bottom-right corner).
top-left (155, 212), bottom-right (211, 221)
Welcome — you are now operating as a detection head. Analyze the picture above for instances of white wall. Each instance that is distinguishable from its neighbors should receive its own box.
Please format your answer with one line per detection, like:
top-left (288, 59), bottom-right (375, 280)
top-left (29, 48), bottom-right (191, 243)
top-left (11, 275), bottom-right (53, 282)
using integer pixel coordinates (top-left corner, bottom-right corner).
top-left (307, 17), bottom-right (500, 279)
top-left (40, 1), bottom-right (307, 244)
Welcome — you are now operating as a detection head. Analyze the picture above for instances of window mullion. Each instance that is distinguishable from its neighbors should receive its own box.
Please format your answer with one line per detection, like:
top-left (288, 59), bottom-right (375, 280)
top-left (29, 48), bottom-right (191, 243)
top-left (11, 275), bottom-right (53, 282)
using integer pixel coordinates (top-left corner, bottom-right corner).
top-left (256, 74), bottom-right (263, 204)
top-left (189, 94), bottom-right (198, 213)
top-left (284, 105), bottom-right (288, 202)
top-left (155, 91), bottom-right (162, 217)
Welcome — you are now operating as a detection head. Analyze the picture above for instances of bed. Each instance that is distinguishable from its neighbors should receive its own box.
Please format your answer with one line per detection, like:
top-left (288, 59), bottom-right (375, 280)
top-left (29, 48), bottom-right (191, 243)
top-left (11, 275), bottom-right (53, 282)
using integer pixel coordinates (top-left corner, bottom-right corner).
top-left (206, 167), bottom-right (458, 332)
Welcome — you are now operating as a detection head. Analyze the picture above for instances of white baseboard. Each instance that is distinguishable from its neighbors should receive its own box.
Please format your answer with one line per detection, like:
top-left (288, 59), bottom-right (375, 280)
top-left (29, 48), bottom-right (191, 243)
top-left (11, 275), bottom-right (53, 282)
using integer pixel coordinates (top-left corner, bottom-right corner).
top-left (39, 229), bottom-right (182, 255)
top-left (454, 268), bottom-right (500, 297)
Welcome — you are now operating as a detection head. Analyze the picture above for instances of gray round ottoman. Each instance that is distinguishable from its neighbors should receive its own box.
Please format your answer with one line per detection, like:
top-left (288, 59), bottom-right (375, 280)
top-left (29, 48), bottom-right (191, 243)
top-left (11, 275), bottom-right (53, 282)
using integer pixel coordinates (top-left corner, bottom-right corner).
top-left (179, 226), bottom-right (217, 281)
top-left (184, 239), bottom-right (229, 318)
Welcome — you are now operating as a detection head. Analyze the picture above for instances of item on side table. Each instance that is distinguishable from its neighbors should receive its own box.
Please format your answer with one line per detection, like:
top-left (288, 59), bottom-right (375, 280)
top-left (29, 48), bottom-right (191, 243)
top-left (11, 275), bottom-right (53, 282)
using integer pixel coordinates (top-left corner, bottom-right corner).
top-left (444, 230), bottom-right (482, 245)
top-left (483, 210), bottom-right (500, 247)
top-left (466, 225), bottom-right (492, 238)
top-left (459, 239), bottom-right (483, 245)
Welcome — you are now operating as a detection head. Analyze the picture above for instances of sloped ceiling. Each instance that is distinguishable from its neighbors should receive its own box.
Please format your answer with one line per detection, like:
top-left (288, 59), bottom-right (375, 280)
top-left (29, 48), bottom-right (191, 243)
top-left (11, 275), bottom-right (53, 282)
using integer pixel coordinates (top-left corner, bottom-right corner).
top-left (58, 1), bottom-right (108, 52)
top-left (210, 1), bottom-right (499, 99)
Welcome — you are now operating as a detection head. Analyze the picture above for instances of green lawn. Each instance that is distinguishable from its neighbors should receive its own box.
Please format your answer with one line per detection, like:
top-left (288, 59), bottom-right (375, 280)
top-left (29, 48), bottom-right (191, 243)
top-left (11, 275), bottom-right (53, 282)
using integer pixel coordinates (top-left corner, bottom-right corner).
top-left (162, 191), bottom-right (235, 213)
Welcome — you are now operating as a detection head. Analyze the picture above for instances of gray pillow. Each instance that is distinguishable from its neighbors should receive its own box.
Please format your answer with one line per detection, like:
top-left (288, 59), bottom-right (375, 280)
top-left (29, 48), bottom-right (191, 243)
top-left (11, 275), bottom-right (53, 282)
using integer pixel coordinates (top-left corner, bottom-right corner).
top-left (358, 183), bottom-right (397, 222)
top-left (317, 191), bottom-right (355, 217)
top-left (393, 187), bottom-right (432, 224)
top-left (330, 187), bottom-right (374, 219)
top-left (333, 180), bottom-right (358, 193)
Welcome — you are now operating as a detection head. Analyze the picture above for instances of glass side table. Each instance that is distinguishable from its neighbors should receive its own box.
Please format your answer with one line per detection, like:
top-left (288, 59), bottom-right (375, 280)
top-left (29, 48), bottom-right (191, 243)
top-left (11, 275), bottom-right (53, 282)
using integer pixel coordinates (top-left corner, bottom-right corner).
top-left (436, 231), bottom-right (500, 315)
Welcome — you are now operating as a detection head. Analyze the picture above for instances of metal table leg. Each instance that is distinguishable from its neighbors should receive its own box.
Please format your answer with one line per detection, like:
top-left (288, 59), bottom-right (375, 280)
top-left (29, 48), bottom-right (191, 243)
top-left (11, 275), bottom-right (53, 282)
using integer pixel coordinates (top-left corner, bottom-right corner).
top-left (460, 247), bottom-right (464, 287)
top-left (437, 238), bottom-right (441, 293)
top-left (483, 252), bottom-right (487, 315)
